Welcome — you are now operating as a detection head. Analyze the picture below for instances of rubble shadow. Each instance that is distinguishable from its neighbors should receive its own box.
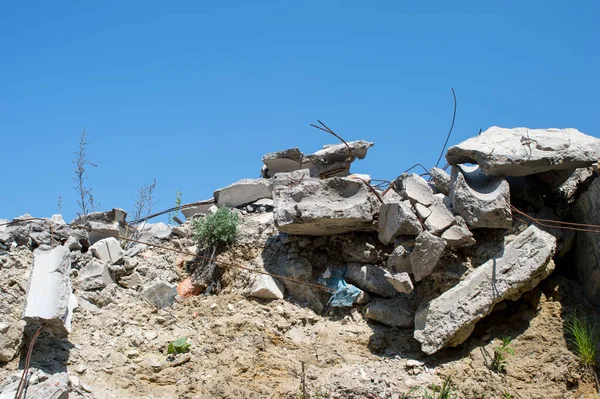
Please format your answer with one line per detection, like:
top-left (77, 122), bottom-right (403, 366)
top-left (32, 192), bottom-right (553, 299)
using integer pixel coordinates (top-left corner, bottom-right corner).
top-left (18, 326), bottom-right (72, 375)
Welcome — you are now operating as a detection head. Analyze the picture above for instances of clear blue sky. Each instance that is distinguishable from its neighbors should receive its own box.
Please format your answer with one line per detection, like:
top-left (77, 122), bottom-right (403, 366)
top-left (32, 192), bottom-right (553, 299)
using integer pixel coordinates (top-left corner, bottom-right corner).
top-left (1, 1), bottom-right (598, 223)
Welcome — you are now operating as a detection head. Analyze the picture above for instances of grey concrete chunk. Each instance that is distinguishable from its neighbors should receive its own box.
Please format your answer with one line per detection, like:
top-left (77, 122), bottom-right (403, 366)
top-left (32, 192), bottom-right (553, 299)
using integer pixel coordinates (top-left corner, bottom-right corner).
top-left (271, 169), bottom-right (312, 189)
top-left (344, 263), bottom-right (397, 298)
top-left (441, 225), bottom-right (476, 248)
top-left (423, 200), bottom-right (455, 235)
top-left (0, 318), bottom-right (24, 362)
top-left (23, 246), bottom-right (77, 335)
top-left (118, 271), bottom-right (143, 289)
top-left (384, 271), bottom-right (414, 294)
top-left (414, 225), bottom-right (556, 355)
top-left (378, 202), bottom-right (422, 245)
top-left (142, 282), bottom-right (177, 309)
top-left (387, 244), bottom-right (413, 274)
top-left (90, 237), bottom-right (124, 264)
top-left (410, 231), bottom-right (446, 282)
top-left (262, 147), bottom-right (304, 177)
top-left (450, 164), bottom-right (512, 229)
top-left (180, 200), bottom-right (215, 219)
top-left (215, 178), bottom-right (273, 208)
top-left (414, 203), bottom-right (431, 219)
top-left (76, 260), bottom-right (112, 291)
top-left (446, 126), bottom-right (600, 176)
top-left (71, 208), bottom-right (127, 245)
top-left (273, 177), bottom-right (379, 235)
top-left (365, 297), bottom-right (414, 327)
top-left (248, 274), bottom-right (285, 300)
top-left (395, 173), bottom-right (436, 206)
top-left (430, 167), bottom-right (451, 195)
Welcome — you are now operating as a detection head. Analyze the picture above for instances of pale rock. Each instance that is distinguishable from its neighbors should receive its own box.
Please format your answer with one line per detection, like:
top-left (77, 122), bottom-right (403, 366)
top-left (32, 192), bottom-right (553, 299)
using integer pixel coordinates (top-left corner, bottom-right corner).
top-left (181, 200), bottom-right (215, 219)
top-left (23, 246), bottom-right (77, 335)
top-left (273, 177), bottom-right (379, 236)
top-left (378, 202), bottom-right (422, 245)
top-left (414, 225), bottom-right (556, 354)
top-left (414, 203), bottom-right (431, 219)
top-left (384, 271), bottom-right (414, 294)
top-left (450, 164), bottom-right (512, 229)
top-left (76, 260), bottom-right (112, 291)
top-left (429, 167), bottom-right (451, 195)
top-left (365, 297), bottom-right (414, 328)
top-left (254, 198), bottom-right (274, 208)
top-left (441, 225), bottom-right (476, 248)
top-left (387, 245), bottom-right (412, 274)
top-left (410, 232), bottom-right (446, 281)
top-left (261, 147), bottom-right (304, 177)
top-left (344, 263), bottom-right (397, 298)
top-left (142, 282), bottom-right (177, 309)
top-left (71, 208), bottom-right (127, 245)
top-left (394, 173), bottom-right (436, 206)
top-left (248, 274), bottom-right (285, 300)
top-left (423, 200), bottom-right (455, 235)
top-left (90, 237), bottom-right (124, 264)
top-left (348, 174), bottom-right (372, 184)
top-left (118, 272), bottom-right (143, 289)
top-left (271, 169), bottom-right (312, 189)
top-left (303, 140), bottom-right (374, 178)
top-left (0, 318), bottom-right (24, 362)
top-left (214, 178), bottom-right (273, 208)
top-left (446, 126), bottom-right (600, 176)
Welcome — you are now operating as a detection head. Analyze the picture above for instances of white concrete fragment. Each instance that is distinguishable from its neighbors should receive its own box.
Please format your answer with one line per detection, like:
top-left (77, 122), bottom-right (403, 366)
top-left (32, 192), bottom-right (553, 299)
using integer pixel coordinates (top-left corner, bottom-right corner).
top-left (23, 246), bottom-right (77, 335)
top-left (423, 200), bottom-right (455, 235)
top-left (414, 203), bottom-right (431, 219)
top-left (441, 225), bottom-right (476, 248)
top-left (76, 260), bottom-right (112, 291)
top-left (365, 297), bottom-right (414, 327)
top-left (248, 274), bottom-right (285, 300)
top-left (273, 177), bottom-right (379, 235)
top-left (345, 263), bottom-right (398, 298)
top-left (395, 173), bottom-right (436, 206)
top-left (378, 202), bottom-right (422, 245)
top-left (410, 232), bottom-right (446, 281)
top-left (215, 178), bottom-right (273, 208)
top-left (430, 167), bottom-right (451, 195)
top-left (414, 225), bottom-right (556, 355)
top-left (90, 237), bottom-right (124, 264)
top-left (387, 245), bottom-right (412, 274)
top-left (450, 164), bottom-right (512, 229)
top-left (71, 208), bottom-right (127, 245)
top-left (384, 271), bottom-right (414, 294)
top-left (446, 126), bottom-right (600, 176)
top-left (180, 200), bottom-right (215, 219)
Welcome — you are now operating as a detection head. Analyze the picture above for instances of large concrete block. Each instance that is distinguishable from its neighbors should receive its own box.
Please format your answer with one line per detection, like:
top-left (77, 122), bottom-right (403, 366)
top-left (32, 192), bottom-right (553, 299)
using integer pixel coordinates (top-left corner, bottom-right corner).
top-left (90, 237), bottom-right (124, 264)
top-left (414, 225), bottom-right (556, 355)
top-left (446, 126), bottom-right (600, 176)
top-left (378, 202), bottom-right (422, 245)
top-left (215, 178), bottom-right (273, 208)
top-left (22, 246), bottom-right (77, 335)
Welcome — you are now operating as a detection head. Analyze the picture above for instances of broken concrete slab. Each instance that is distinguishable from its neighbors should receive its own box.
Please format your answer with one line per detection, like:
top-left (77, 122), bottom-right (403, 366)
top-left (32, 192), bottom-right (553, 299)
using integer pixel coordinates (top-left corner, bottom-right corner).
top-left (423, 200), bottom-right (455, 235)
top-left (180, 199), bottom-right (216, 219)
top-left (441, 224), bottom-right (475, 248)
top-left (378, 202), bottom-right (422, 245)
top-left (450, 164), bottom-right (512, 229)
top-left (430, 167), bottom-right (451, 195)
top-left (394, 173), bottom-right (436, 206)
top-left (271, 169), bottom-right (312, 189)
top-left (76, 260), bottom-right (112, 291)
top-left (384, 271), bottom-right (414, 294)
top-left (414, 225), bottom-right (556, 355)
top-left (344, 263), bottom-right (398, 298)
top-left (215, 178), bottom-right (273, 208)
top-left (387, 244), bottom-right (412, 274)
top-left (414, 203), bottom-right (431, 220)
top-left (90, 237), bottom-right (124, 264)
top-left (248, 274), bottom-right (285, 300)
top-left (365, 297), bottom-right (414, 328)
top-left (446, 126), bottom-right (600, 176)
top-left (118, 271), bottom-right (143, 289)
top-left (142, 282), bottom-right (177, 309)
top-left (410, 231), bottom-right (446, 282)
top-left (71, 208), bottom-right (127, 245)
top-left (303, 140), bottom-right (374, 178)
top-left (273, 177), bottom-right (379, 236)
top-left (23, 246), bottom-right (77, 335)
top-left (261, 147), bottom-right (304, 177)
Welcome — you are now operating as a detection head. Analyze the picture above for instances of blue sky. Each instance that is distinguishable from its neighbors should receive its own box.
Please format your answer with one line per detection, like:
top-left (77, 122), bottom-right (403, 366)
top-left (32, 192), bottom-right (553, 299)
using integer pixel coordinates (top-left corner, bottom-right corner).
top-left (1, 1), bottom-right (598, 223)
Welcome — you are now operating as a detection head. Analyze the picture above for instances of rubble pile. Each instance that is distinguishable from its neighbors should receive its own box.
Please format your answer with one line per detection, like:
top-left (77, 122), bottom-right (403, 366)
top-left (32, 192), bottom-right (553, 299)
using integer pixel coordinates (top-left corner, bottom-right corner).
top-left (1, 126), bottom-right (600, 398)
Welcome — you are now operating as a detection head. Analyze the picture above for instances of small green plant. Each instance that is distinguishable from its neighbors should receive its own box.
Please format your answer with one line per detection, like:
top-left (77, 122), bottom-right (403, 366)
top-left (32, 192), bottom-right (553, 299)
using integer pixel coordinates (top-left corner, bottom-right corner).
top-left (423, 377), bottom-right (457, 399)
top-left (167, 337), bottom-right (191, 355)
top-left (492, 337), bottom-right (515, 373)
top-left (193, 207), bottom-right (240, 249)
top-left (501, 390), bottom-right (514, 399)
top-left (565, 313), bottom-right (598, 368)
top-left (168, 190), bottom-right (182, 224)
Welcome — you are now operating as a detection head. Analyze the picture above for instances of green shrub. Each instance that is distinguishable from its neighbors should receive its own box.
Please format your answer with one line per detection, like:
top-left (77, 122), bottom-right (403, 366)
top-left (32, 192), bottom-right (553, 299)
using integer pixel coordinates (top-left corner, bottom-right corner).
top-left (193, 207), bottom-right (240, 249)
top-left (492, 337), bottom-right (515, 373)
top-left (565, 313), bottom-right (598, 367)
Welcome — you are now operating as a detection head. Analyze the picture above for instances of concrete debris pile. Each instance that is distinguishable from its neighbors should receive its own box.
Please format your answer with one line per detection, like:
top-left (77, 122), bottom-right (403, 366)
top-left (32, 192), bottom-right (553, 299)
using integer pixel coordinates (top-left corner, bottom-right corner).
top-left (1, 126), bottom-right (600, 397)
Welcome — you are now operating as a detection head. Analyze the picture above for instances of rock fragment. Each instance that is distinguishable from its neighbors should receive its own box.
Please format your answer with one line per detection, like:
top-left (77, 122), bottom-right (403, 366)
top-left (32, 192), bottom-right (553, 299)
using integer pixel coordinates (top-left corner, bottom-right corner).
top-left (414, 225), bottom-right (556, 355)
top-left (450, 164), bottom-right (512, 229)
top-left (344, 263), bottom-right (397, 298)
top-left (384, 271), bottom-right (414, 294)
top-left (90, 237), bottom-right (124, 264)
top-left (446, 126), bottom-right (600, 176)
top-left (76, 260), bottom-right (112, 291)
top-left (387, 244), bottom-right (412, 274)
top-left (142, 282), bottom-right (177, 309)
top-left (441, 225), bottom-right (475, 248)
top-left (365, 297), bottom-right (414, 327)
top-left (423, 200), bottom-right (455, 235)
top-left (394, 173), bottom-right (436, 206)
top-left (378, 202), bottom-right (422, 245)
top-left (410, 232), bottom-right (446, 282)
top-left (71, 208), bottom-right (127, 245)
top-left (248, 274), bottom-right (285, 300)
top-left (430, 167), bottom-right (451, 195)
top-left (214, 178), bottom-right (272, 208)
